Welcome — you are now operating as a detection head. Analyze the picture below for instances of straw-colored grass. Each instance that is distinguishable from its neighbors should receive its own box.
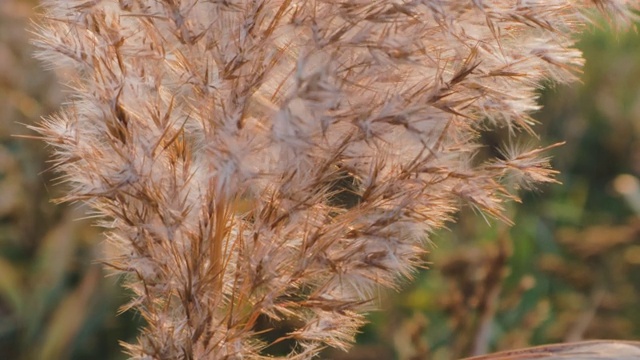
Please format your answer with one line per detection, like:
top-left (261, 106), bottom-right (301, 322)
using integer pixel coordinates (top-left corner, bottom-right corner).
top-left (31, 1), bottom-right (638, 359)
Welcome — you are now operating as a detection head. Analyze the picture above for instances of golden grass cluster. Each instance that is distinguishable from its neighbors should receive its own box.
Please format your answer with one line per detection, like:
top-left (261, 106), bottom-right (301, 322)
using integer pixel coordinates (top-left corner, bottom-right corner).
top-left (31, 1), bottom-right (637, 359)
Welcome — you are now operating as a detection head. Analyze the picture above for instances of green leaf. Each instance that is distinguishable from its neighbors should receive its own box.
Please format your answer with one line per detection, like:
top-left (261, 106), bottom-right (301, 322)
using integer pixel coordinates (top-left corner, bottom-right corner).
top-left (0, 256), bottom-right (24, 314)
top-left (36, 266), bottom-right (100, 360)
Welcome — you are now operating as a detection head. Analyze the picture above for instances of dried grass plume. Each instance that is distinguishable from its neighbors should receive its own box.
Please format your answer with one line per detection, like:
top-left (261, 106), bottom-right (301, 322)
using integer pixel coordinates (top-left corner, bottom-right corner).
top-left (31, 0), bottom-right (638, 359)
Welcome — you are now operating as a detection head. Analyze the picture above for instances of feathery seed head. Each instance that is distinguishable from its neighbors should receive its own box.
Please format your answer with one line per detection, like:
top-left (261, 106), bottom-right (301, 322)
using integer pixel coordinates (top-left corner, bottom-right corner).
top-left (31, 1), bottom-right (638, 358)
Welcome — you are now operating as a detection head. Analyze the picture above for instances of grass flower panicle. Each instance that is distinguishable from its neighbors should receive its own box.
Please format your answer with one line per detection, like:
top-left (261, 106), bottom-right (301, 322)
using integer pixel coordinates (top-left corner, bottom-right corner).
top-left (31, 1), bottom-right (638, 359)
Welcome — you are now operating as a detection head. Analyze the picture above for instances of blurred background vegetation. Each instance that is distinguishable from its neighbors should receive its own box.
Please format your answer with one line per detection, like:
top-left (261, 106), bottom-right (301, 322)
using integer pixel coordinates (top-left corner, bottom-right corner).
top-left (1, 2), bottom-right (639, 359)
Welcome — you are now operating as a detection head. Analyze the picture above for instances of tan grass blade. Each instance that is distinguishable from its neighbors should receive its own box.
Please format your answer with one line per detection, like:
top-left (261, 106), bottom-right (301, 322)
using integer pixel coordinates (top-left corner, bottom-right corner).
top-left (464, 340), bottom-right (640, 360)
